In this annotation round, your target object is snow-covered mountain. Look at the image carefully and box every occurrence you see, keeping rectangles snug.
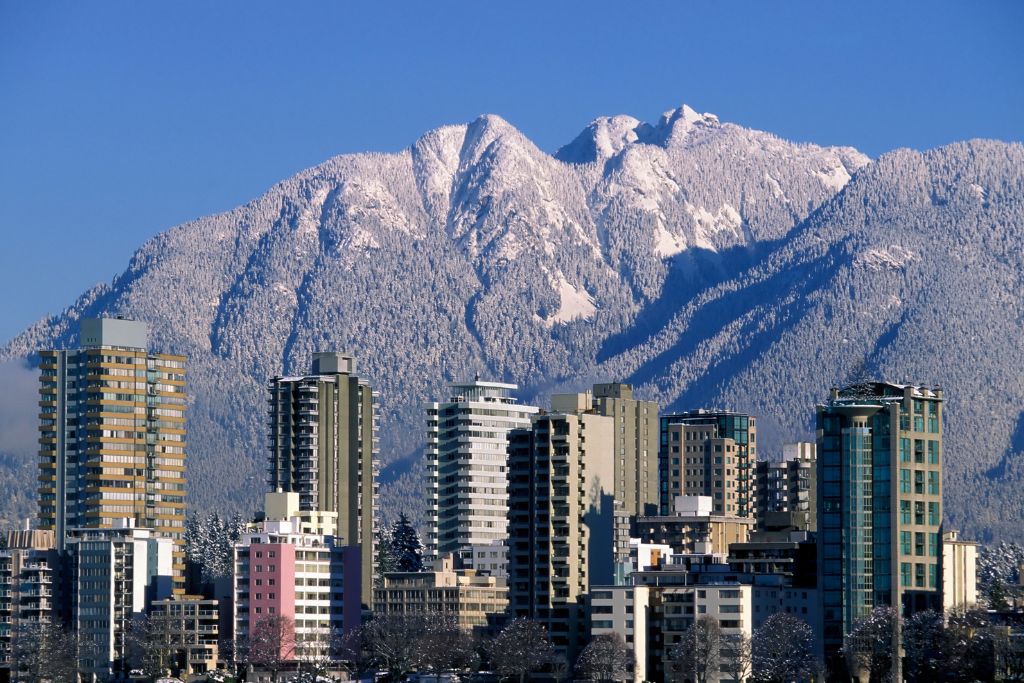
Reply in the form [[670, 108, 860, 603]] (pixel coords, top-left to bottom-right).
[[2, 106, 1022, 541]]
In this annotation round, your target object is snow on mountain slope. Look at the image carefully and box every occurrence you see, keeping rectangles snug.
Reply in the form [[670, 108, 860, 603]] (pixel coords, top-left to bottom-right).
[[4, 107, 1022, 542]]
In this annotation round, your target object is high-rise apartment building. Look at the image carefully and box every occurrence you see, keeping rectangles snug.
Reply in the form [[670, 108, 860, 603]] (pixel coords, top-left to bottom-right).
[[816, 382, 943, 661], [38, 317, 187, 589], [267, 352, 377, 604], [507, 394, 615, 664], [425, 379, 538, 570], [660, 410, 757, 517], [591, 383, 659, 516], [755, 442, 817, 531], [0, 530, 61, 680]]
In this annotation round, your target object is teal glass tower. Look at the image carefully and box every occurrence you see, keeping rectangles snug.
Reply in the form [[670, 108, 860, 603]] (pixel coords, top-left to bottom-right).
[[816, 382, 943, 661]]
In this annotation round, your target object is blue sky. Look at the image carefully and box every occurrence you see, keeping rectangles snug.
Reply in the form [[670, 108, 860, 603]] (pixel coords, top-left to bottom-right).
[[0, 1, 1021, 343]]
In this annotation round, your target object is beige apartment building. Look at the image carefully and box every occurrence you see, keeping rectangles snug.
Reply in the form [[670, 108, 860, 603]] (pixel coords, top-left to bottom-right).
[[661, 411, 757, 518], [592, 383, 660, 516], [38, 317, 187, 591], [148, 595, 221, 676], [373, 554, 509, 635]]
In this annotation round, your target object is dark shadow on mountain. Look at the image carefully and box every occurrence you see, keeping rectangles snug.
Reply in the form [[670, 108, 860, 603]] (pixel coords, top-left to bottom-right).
[[597, 242, 774, 363], [985, 410, 1024, 480], [627, 239, 850, 396]]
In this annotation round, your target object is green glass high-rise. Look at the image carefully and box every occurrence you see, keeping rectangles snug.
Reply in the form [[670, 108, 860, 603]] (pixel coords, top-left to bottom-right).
[[816, 381, 943, 660]]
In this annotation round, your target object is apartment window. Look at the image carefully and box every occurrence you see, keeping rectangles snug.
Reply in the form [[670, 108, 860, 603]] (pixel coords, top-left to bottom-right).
[[899, 438, 911, 463], [928, 533, 939, 557], [928, 441, 939, 464], [929, 564, 938, 588], [927, 403, 939, 433], [928, 502, 940, 526], [901, 563, 912, 587], [900, 501, 911, 525], [899, 470, 911, 494], [900, 531, 911, 555], [914, 440, 924, 463], [928, 471, 939, 495], [915, 502, 925, 525], [914, 533, 925, 556], [915, 564, 926, 587], [914, 470, 924, 495]]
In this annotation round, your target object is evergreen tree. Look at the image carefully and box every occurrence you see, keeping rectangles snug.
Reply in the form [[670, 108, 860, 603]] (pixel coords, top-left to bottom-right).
[[390, 513, 423, 572], [375, 526, 397, 584]]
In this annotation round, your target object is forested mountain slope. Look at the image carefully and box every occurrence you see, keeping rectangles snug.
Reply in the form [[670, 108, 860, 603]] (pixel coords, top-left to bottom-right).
[[1, 107, 1020, 540]]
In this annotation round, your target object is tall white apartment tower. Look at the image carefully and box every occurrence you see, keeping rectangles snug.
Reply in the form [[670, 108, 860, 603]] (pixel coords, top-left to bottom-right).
[[425, 379, 538, 573]]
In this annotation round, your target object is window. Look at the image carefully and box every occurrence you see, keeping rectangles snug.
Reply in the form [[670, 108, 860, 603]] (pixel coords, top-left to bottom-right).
[[928, 533, 939, 557], [915, 470, 924, 495], [901, 563, 912, 587], [899, 438, 911, 463], [900, 531, 911, 555], [914, 440, 924, 463], [928, 441, 939, 464], [900, 501, 911, 525], [914, 533, 924, 556], [915, 564, 926, 587], [928, 564, 938, 588], [899, 470, 911, 494], [915, 502, 925, 525], [928, 471, 939, 495], [928, 502, 940, 526]]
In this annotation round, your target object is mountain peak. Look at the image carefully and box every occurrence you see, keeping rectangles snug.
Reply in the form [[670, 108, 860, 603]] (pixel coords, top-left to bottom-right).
[[555, 104, 721, 163]]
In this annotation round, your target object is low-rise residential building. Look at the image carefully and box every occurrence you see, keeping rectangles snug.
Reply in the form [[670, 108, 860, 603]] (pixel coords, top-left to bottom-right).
[[374, 554, 508, 636], [149, 595, 220, 676], [0, 530, 61, 680], [941, 530, 978, 612], [66, 522, 175, 680], [755, 442, 816, 531], [233, 493, 361, 667], [633, 495, 753, 556]]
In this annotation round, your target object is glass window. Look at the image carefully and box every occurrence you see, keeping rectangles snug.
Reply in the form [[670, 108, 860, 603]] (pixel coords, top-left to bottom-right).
[[901, 563, 912, 587], [915, 502, 926, 525], [929, 564, 938, 588], [900, 531, 911, 555], [914, 440, 924, 463], [928, 441, 939, 464], [915, 563, 926, 587], [928, 533, 939, 557], [900, 500, 911, 525], [899, 438, 911, 463], [900, 469, 911, 494], [928, 471, 939, 495], [928, 502, 940, 526], [915, 533, 925, 556], [915, 470, 924, 494]]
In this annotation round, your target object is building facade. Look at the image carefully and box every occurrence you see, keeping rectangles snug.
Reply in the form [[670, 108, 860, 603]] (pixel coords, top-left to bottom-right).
[[591, 383, 660, 517], [425, 379, 538, 570], [374, 554, 509, 636], [633, 495, 753, 557], [755, 442, 817, 531], [507, 398, 615, 664], [148, 596, 221, 676], [0, 531, 61, 681], [267, 352, 377, 603], [816, 382, 943, 661], [38, 317, 187, 590], [232, 493, 361, 667], [67, 524, 175, 680], [660, 410, 757, 518]]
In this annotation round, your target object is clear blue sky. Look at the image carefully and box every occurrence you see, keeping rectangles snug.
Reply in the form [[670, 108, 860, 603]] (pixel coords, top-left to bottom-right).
[[1, 1, 1021, 343]]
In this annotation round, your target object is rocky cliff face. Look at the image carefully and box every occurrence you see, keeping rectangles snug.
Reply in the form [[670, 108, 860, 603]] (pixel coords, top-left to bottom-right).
[[3, 106, 1021, 541]]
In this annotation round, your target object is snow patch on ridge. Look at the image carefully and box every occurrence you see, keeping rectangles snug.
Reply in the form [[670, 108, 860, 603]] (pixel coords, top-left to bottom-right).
[[535, 274, 598, 327], [814, 165, 853, 192], [855, 245, 919, 271], [684, 202, 744, 251]]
